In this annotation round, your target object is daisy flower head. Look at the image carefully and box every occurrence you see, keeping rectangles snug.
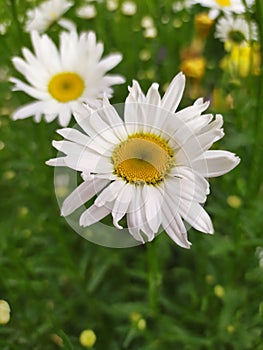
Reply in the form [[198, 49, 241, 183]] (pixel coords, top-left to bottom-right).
[[47, 72, 240, 249], [191, 0, 255, 19], [25, 0, 73, 32], [10, 30, 125, 127], [215, 14, 258, 45]]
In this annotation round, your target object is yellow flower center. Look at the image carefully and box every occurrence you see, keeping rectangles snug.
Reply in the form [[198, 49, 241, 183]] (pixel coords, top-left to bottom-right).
[[215, 0, 231, 6], [112, 133, 174, 185], [48, 72, 85, 102], [50, 11, 58, 20]]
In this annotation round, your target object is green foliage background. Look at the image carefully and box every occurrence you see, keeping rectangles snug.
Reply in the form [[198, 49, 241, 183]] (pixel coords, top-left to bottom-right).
[[0, 0, 263, 349]]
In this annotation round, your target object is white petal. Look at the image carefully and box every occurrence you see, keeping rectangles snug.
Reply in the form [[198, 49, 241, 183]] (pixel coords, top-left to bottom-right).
[[145, 83, 161, 106], [100, 100, 127, 140], [74, 106, 119, 145], [124, 80, 147, 133], [12, 101, 44, 120], [97, 53, 123, 72], [112, 183, 133, 229], [58, 18, 76, 31], [170, 166, 210, 198], [127, 188, 145, 243], [173, 99, 210, 123], [193, 150, 240, 177], [103, 74, 126, 87], [162, 198, 191, 249], [10, 77, 49, 100], [61, 178, 109, 216], [52, 140, 86, 156], [179, 201, 214, 234], [127, 185, 155, 242], [137, 186, 155, 241], [94, 180, 126, 207], [46, 157, 67, 167], [142, 186, 163, 234], [124, 102, 145, 134], [161, 72, 185, 112], [89, 111, 120, 144], [68, 153, 112, 173], [58, 107, 72, 127], [57, 128, 90, 146], [127, 80, 146, 102], [80, 204, 111, 226], [176, 127, 224, 163], [31, 31, 61, 73]]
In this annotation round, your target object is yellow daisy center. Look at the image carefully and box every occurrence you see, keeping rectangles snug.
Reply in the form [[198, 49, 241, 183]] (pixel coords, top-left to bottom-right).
[[215, 0, 231, 6], [50, 11, 58, 20], [48, 72, 85, 102], [112, 133, 174, 185]]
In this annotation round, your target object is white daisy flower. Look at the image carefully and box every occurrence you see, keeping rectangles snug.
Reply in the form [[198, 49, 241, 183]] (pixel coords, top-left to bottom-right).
[[10, 30, 125, 127], [47, 72, 240, 248], [215, 14, 258, 44], [76, 5, 97, 19], [121, 1, 137, 16], [25, 0, 73, 33], [191, 0, 255, 19]]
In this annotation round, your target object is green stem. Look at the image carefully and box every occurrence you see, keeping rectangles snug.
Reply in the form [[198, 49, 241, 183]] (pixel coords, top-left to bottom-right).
[[249, 0, 263, 196], [146, 239, 160, 317], [9, 0, 21, 33]]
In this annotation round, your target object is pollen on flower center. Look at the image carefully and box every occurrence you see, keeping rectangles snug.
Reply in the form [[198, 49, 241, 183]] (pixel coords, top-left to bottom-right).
[[112, 133, 174, 185], [215, 0, 231, 6], [48, 72, 85, 103], [50, 11, 58, 20]]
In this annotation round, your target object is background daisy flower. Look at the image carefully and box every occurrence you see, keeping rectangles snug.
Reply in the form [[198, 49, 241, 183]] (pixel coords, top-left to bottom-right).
[[25, 0, 73, 32], [215, 14, 258, 45], [191, 0, 255, 19], [47, 72, 240, 248], [10, 30, 125, 126]]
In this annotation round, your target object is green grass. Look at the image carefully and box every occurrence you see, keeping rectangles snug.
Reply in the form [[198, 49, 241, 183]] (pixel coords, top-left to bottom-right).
[[1, 0, 263, 349]]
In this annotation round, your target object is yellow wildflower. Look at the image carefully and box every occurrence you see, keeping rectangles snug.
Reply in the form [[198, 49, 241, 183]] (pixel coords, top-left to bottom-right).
[[180, 57, 206, 80], [79, 329, 96, 348], [0, 300, 11, 325], [221, 43, 261, 78]]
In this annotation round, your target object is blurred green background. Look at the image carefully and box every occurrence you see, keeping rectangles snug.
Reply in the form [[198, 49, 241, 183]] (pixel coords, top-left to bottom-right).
[[1, 0, 263, 348]]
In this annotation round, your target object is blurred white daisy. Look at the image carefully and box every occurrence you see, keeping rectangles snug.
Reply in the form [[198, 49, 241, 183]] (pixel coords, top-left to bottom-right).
[[172, 0, 193, 12], [215, 14, 258, 44], [25, 0, 73, 32], [191, 0, 255, 19], [106, 0, 119, 12], [10, 30, 125, 126], [47, 72, 240, 248], [141, 16, 154, 29], [121, 1, 137, 16], [144, 26, 158, 39], [76, 4, 97, 19]]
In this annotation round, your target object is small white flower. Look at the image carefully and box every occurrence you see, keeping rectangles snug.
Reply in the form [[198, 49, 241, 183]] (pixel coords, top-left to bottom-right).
[[47, 72, 240, 248], [141, 16, 154, 29], [215, 14, 258, 44], [190, 0, 255, 19], [25, 0, 73, 32], [121, 1, 137, 16], [144, 26, 158, 39], [172, 0, 193, 12], [76, 4, 97, 19], [106, 0, 119, 11], [0, 21, 10, 35], [10, 30, 125, 126]]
